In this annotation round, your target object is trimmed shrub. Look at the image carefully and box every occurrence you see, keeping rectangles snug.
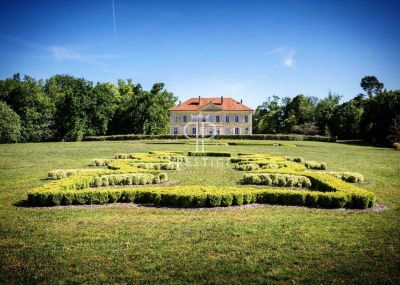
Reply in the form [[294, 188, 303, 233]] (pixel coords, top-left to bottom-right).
[[305, 161, 327, 170], [84, 134, 336, 142], [242, 173, 312, 187], [27, 184, 374, 209], [284, 156, 304, 163], [324, 171, 364, 183], [234, 163, 260, 171], [188, 151, 231, 157], [25, 152, 375, 209], [135, 162, 178, 170], [90, 159, 114, 166], [48, 169, 77, 180]]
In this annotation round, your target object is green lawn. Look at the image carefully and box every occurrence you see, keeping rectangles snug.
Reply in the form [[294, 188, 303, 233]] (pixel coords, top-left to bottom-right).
[[0, 140, 399, 284]]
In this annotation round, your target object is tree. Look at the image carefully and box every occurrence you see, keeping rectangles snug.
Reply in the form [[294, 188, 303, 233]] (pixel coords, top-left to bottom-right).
[[0, 101, 21, 143], [87, 82, 118, 136], [315, 92, 341, 135], [361, 90, 400, 142], [360, 76, 384, 98], [108, 80, 176, 135], [387, 115, 400, 144], [329, 101, 363, 139], [253, 96, 282, 133], [0, 74, 55, 142], [45, 75, 93, 141], [282, 94, 317, 132], [143, 84, 177, 134]]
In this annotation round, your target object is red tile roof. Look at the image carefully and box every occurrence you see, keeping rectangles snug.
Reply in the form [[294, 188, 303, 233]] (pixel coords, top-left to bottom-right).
[[170, 97, 253, 111]]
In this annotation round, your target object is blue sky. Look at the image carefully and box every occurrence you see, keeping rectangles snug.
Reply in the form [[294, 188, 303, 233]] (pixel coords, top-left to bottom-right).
[[0, 0, 399, 108]]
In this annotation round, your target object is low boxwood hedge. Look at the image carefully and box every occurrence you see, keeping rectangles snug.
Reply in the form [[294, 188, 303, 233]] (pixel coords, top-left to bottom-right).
[[188, 151, 231, 157], [324, 171, 364, 183], [27, 184, 373, 209], [83, 134, 336, 142], [92, 173, 167, 187], [135, 162, 178, 170], [284, 156, 304, 163], [248, 168, 374, 209], [48, 169, 77, 180], [305, 161, 327, 170], [242, 173, 312, 187], [48, 169, 101, 180], [234, 163, 260, 171], [25, 151, 375, 209]]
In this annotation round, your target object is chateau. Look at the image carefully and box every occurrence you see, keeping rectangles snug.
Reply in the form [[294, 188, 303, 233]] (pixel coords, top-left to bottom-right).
[[169, 97, 253, 135]]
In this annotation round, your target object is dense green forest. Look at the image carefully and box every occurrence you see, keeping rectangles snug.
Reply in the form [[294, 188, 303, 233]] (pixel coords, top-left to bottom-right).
[[0, 74, 399, 145], [253, 76, 400, 145], [0, 74, 176, 143]]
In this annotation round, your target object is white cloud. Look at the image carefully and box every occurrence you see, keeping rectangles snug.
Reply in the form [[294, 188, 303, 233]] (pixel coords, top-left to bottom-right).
[[0, 33, 124, 65], [50, 46, 85, 61], [283, 51, 295, 67], [267, 47, 296, 68]]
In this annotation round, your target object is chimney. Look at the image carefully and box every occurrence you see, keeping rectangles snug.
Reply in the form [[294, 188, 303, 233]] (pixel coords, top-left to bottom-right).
[[198, 96, 201, 103], [240, 99, 243, 104], [221, 96, 224, 104], [178, 100, 181, 105]]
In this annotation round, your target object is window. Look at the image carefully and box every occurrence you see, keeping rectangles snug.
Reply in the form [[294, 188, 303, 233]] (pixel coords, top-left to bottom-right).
[[202, 115, 206, 122], [225, 128, 230, 135], [235, 115, 239, 123], [173, 116, 178, 123], [192, 127, 197, 135], [183, 115, 187, 123], [244, 127, 249, 134], [209, 115, 213, 122], [173, 127, 178, 135], [225, 115, 230, 123], [244, 115, 249, 123], [216, 115, 220, 123], [192, 116, 196, 122], [216, 128, 220, 134], [208, 129, 213, 135], [235, 128, 240, 135]]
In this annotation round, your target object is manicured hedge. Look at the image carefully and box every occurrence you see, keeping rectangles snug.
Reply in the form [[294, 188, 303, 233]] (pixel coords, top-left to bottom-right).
[[48, 169, 77, 180], [249, 168, 375, 209], [84, 134, 336, 142], [242, 173, 312, 187], [114, 153, 168, 162], [90, 159, 115, 166], [188, 151, 231, 157], [48, 169, 100, 180], [227, 141, 295, 146], [135, 162, 178, 170], [305, 161, 327, 170], [235, 163, 284, 171], [26, 151, 374, 209], [285, 156, 305, 163], [231, 153, 307, 172], [92, 173, 167, 187], [324, 171, 364, 183], [27, 185, 372, 209], [114, 152, 186, 162], [234, 163, 260, 171]]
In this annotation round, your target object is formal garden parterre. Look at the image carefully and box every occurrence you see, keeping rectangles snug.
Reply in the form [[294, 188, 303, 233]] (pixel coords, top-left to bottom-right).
[[26, 151, 375, 209]]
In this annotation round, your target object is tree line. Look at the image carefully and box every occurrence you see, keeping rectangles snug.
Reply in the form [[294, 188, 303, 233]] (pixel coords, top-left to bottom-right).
[[253, 76, 400, 145], [0, 74, 399, 145], [0, 74, 177, 143]]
